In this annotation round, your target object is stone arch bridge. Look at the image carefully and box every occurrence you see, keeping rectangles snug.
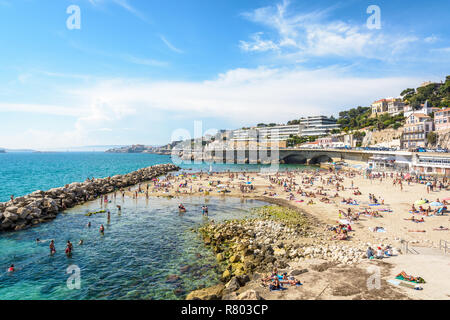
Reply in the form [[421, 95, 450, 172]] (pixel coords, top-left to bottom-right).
[[190, 148, 375, 165]]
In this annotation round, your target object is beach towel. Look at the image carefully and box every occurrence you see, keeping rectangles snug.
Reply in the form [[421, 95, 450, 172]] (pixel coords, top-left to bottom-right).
[[396, 272, 426, 284], [369, 204, 381, 206], [388, 279, 423, 290], [269, 285, 287, 291]]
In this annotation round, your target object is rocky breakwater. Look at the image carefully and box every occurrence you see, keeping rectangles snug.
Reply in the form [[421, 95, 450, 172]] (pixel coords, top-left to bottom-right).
[[186, 205, 313, 300], [186, 205, 403, 300], [0, 163, 179, 232]]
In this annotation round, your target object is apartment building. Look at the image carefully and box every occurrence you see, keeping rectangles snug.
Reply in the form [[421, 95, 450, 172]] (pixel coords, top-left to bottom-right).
[[401, 113, 434, 149], [229, 116, 340, 147], [434, 108, 450, 131], [299, 116, 340, 136], [371, 98, 405, 116], [231, 124, 303, 143]]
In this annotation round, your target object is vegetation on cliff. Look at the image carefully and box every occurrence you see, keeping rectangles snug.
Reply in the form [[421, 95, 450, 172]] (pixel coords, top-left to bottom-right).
[[401, 75, 450, 109]]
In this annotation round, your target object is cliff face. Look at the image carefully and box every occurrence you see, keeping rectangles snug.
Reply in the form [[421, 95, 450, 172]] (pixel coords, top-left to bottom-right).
[[436, 129, 450, 149], [361, 128, 403, 147]]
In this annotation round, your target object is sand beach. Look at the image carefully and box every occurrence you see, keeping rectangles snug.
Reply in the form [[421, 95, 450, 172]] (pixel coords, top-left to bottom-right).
[[127, 167, 450, 300]]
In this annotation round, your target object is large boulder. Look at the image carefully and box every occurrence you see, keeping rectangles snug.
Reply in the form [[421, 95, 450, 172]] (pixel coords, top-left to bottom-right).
[[237, 290, 263, 300], [223, 277, 241, 295], [17, 207, 32, 219], [4, 206, 19, 221], [185, 283, 224, 300]]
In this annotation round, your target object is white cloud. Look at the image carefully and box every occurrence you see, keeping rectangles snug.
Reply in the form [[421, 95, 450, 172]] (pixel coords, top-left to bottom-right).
[[239, 33, 280, 52], [424, 35, 438, 43], [239, 0, 418, 61], [0, 66, 421, 149], [159, 35, 184, 54]]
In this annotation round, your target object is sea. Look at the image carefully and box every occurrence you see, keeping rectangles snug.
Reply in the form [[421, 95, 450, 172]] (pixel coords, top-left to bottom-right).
[[0, 152, 307, 300]]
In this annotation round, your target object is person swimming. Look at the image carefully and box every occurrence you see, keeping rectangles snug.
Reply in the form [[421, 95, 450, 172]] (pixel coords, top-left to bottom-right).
[[78, 239, 84, 245], [8, 264, 15, 272], [99, 224, 105, 233], [65, 241, 73, 256], [49, 240, 56, 255]]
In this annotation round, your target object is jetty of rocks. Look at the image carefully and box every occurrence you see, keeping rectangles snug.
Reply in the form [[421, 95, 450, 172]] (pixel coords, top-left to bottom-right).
[[0, 163, 179, 232]]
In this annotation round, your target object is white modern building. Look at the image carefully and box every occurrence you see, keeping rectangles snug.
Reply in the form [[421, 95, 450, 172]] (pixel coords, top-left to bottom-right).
[[299, 116, 340, 136], [231, 125, 302, 142]]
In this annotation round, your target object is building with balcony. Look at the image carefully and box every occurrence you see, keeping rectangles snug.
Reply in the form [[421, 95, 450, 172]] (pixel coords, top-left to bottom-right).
[[387, 98, 405, 115], [298, 116, 340, 137], [371, 99, 388, 116], [372, 98, 405, 116], [401, 113, 434, 149], [434, 108, 450, 131]]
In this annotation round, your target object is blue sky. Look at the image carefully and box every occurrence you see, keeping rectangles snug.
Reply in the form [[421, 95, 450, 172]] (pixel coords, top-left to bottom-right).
[[0, 0, 449, 149]]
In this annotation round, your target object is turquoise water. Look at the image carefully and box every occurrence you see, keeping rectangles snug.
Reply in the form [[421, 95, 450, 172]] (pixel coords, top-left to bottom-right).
[[0, 195, 265, 300], [0, 152, 308, 300], [0, 152, 308, 202], [0, 152, 172, 203]]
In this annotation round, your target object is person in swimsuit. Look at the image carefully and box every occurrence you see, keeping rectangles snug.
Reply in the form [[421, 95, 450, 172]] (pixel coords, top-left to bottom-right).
[[49, 240, 56, 255], [65, 241, 73, 256], [8, 264, 15, 272], [100, 224, 105, 233]]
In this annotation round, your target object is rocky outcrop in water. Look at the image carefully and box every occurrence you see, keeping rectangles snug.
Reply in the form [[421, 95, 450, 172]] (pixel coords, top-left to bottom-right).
[[0, 163, 179, 232]]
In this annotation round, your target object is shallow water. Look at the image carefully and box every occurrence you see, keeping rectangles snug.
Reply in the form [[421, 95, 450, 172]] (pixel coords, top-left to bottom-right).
[[0, 196, 266, 300]]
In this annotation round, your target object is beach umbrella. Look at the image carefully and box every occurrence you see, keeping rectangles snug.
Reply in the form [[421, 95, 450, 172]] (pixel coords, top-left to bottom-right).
[[404, 174, 411, 179], [430, 202, 443, 206], [443, 197, 450, 201], [415, 200, 426, 205], [247, 182, 252, 185]]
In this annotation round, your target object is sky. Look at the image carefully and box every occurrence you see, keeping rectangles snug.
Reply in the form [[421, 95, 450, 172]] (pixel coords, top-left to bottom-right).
[[0, 0, 449, 150]]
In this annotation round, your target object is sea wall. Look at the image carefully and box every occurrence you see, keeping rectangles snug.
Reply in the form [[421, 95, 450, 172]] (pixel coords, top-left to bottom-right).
[[0, 163, 179, 232]]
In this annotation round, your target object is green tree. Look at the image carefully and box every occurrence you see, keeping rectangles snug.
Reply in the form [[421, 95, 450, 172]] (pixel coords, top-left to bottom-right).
[[427, 132, 437, 146]]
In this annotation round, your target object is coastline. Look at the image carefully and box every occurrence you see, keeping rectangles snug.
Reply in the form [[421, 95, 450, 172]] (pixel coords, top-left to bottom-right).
[[130, 168, 449, 300], [0, 163, 179, 232], [1, 164, 449, 300]]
